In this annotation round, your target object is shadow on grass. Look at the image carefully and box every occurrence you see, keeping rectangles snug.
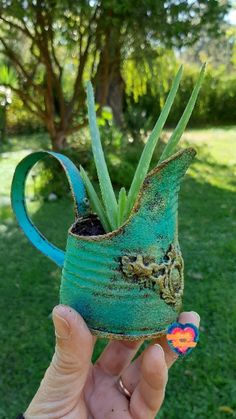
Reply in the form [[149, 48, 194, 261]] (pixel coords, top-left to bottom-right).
[[0, 172, 236, 418], [0, 132, 50, 154]]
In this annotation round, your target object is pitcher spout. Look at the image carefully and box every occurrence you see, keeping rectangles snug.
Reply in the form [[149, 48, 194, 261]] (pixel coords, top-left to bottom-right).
[[131, 147, 197, 221]]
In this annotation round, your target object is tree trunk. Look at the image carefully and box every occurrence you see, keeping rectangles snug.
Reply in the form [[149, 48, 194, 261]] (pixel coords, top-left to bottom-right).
[[107, 69, 125, 127], [45, 109, 68, 151], [50, 131, 68, 151], [0, 104, 6, 147], [95, 27, 125, 127]]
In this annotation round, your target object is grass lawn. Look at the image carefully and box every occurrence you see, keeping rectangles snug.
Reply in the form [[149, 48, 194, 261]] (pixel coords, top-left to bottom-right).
[[0, 128, 236, 418]]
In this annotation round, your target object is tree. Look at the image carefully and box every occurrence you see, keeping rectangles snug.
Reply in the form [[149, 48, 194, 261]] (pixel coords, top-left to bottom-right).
[[94, 0, 230, 126], [0, 0, 101, 150], [0, 0, 230, 148]]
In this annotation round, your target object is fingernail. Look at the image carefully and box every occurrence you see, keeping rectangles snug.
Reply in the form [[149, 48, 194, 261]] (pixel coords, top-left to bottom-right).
[[154, 343, 165, 358], [53, 311, 71, 340], [190, 311, 200, 322], [54, 304, 70, 316]]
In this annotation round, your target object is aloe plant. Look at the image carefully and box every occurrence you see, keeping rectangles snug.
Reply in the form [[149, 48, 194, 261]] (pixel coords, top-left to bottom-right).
[[80, 64, 205, 232]]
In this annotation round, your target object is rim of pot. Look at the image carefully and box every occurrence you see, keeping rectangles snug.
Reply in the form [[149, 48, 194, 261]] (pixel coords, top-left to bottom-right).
[[68, 147, 196, 242]]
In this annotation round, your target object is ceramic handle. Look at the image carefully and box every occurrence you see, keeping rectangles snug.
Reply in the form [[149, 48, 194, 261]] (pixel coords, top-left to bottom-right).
[[11, 151, 87, 267]]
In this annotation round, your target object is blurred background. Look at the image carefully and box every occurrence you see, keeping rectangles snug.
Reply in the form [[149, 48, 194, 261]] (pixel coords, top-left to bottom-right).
[[0, 1, 236, 418]]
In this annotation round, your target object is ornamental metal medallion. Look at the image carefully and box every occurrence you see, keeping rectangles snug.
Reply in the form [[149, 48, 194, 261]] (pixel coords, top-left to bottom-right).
[[120, 244, 184, 310]]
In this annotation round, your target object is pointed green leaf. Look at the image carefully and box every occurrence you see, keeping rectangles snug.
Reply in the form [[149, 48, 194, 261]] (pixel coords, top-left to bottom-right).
[[159, 63, 206, 162], [125, 65, 183, 216], [86, 82, 117, 230], [117, 187, 127, 227], [80, 165, 111, 232]]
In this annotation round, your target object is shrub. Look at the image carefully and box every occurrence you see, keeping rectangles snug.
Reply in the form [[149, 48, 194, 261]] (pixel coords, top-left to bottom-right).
[[124, 65, 236, 130], [6, 95, 44, 135]]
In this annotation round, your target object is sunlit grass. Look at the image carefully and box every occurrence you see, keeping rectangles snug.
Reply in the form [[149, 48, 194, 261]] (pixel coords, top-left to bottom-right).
[[0, 128, 236, 417]]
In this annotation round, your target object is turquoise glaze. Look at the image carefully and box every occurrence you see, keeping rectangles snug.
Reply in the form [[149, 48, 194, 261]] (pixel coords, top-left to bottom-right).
[[11, 151, 88, 267], [11, 148, 196, 340]]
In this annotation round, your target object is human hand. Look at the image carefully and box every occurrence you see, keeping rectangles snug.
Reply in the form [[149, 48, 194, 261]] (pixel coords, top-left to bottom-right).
[[24, 306, 200, 419]]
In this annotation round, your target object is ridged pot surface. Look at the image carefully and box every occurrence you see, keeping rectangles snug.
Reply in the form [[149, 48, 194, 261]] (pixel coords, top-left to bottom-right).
[[60, 148, 196, 339]]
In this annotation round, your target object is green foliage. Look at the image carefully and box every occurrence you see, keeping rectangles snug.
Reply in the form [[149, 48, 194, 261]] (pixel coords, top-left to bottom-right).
[[0, 1, 100, 146], [125, 66, 183, 216], [83, 67, 204, 232], [79, 165, 110, 232], [0, 0, 230, 146], [117, 187, 127, 226], [159, 64, 206, 161], [85, 82, 118, 230], [107, 159, 136, 190], [123, 48, 179, 105], [9, 58, 236, 138], [7, 95, 44, 135], [33, 159, 70, 200], [125, 63, 236, 131], [0, 63, 16, 86]]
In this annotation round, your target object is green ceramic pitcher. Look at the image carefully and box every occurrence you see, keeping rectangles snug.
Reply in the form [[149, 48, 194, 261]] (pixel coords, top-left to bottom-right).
[[11, 147, 196, 340]]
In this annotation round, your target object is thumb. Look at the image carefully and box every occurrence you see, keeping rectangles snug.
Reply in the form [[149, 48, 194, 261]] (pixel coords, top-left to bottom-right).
[[52, 304, 94, 374], [25, 305, 94, 418]]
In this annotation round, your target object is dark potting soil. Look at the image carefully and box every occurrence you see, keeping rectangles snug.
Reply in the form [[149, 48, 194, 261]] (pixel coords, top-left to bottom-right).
[[71, 214, 105, 236]]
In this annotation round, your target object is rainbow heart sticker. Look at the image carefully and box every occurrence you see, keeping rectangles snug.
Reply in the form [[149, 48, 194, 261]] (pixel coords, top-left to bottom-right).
[[166, 322, 199, 356]]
